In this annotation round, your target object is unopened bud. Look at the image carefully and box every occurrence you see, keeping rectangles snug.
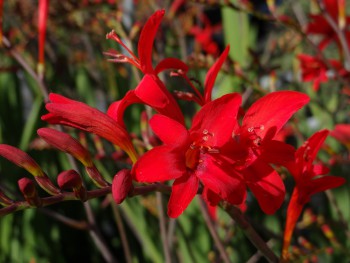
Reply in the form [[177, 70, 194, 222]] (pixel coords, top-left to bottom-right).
[[18, 178, 42, 207], [0, 144, 60, 195], [112, 169, 133, 204], [38, 128, 93, 167], [57, 170, 87, 201]]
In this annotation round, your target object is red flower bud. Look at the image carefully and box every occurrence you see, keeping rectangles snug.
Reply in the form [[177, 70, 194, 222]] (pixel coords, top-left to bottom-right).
[[38, 128, 93, 167], [57, 170, 87, 201], [38, 0, 48, 76], [112, 169, 133, 204], [0, 144, 60, 195], [18, 178, 42, 207]]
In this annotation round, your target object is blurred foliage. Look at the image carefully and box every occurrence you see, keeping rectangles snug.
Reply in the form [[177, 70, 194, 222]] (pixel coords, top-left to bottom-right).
[[0, 0, 350, 262]]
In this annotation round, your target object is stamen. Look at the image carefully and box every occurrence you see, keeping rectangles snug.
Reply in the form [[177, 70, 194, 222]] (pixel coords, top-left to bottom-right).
[[106, 30, 140, 66]]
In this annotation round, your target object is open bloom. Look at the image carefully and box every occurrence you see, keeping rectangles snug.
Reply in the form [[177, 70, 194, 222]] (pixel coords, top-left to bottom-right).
[[230, 91, 310, 168], [105, 10, 187, 125], [133, 93, 244, 218], [42, 93, 138, 163], [210, 91, 310, 214], [298, 54, 348, 91], [306, 0, 350, 50], [282, 130, 346, 260]]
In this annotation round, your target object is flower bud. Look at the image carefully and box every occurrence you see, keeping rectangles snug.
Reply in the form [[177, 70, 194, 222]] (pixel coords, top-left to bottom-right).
[[57, 170, 87, 201], [38, 128, 93, 167], [112, 169, 133, 204], [18, 178, 42, 207], [0, 144, 60, 195]]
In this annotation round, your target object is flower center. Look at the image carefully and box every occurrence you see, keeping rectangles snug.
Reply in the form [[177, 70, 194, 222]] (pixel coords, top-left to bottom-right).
[[185, 129, 219, 170]]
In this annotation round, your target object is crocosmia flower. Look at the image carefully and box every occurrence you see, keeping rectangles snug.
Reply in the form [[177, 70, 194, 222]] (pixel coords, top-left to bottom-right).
[[282, 130, 346, 260], [105, 10, 187, 125], [212, 91, 310, 214], [133, 93, 244, 218], [298, 54, 348, 91]]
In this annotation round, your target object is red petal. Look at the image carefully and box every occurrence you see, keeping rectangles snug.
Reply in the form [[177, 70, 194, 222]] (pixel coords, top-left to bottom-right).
[[42, 94, 137, 163], [190, 93, 242, 147], [168, 174, 199, 218], [150, 114, 190, 147], [244, 161, 285, 214], [134, 75, 184, 124], [202, 187, 221, 206], [134, 75, 169, 108], [49, 93, 73, 104], [260, 140, 296, 166], [107, 90, 140, 126], [154, 57, 188, 74], [196, 154, 246, 205], [138, 10, 165, 73], [296, 130, 329, 167], [133, 146, 186, 182], [282, 190, 304, 260], [300, 176, 346, 202], [242, 91, 309, 141], [204, 46, 230, 103], [312, 164, 330, 176]]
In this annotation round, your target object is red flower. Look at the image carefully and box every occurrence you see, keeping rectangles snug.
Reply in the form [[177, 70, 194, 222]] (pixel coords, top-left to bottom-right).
[[189, 13, 222, 55], [41, 93, 138, 163], [133, 93, 244, 218], [211, 91, 310, 214], [105, 10, 187, 125], [298, 54, 347, 91], [282, 130, 346, 260], [306, 0, 350, 50], [330, 124, 350, 148], [231, 91, 309, 168]]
